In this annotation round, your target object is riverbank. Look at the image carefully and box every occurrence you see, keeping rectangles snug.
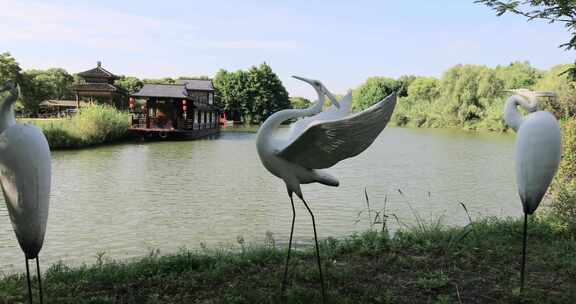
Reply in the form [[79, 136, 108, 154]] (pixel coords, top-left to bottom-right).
[[0, 216, 574, 303]]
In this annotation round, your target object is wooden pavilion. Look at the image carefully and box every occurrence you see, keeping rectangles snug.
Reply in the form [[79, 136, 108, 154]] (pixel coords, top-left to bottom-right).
[[73, 62, 128, 109], [129, 79, 220, 139]]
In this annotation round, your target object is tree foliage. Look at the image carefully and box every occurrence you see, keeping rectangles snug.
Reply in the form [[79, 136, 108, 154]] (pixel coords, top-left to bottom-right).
[[391, 61, 552, 131], [213, 69, 251, 122], [494, 61, 542, 89], [115, 76, 144, 94], [534, 63, 576, 118], [17, 69, 74, 115], [407, 77, 440, 103], [290, 97, 311, 109], [476, 0, 576, 78], [142, 77, 176, 85], [352, 77, 399, 111], [0, 52, 21, 84], [213, 63, 289, 123]]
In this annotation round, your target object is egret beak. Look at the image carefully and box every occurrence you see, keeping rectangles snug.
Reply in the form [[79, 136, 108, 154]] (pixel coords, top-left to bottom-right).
[[292, 75, 312, 84]]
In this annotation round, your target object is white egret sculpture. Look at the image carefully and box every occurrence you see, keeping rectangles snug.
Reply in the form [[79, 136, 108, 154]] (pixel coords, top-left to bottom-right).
[[256, 76, 396, 302], [504, 90, 561, 292], [0, 81, 51, 304]]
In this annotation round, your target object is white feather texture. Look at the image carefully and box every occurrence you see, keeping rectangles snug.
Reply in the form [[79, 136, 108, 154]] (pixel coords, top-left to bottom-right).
[[0, 84, 51, 259], [504, 94, 561, 214]]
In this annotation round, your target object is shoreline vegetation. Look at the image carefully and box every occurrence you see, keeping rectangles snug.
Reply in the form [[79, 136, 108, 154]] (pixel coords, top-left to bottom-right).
[[0, 216, 574, 303], [20, 105, 130, 150]]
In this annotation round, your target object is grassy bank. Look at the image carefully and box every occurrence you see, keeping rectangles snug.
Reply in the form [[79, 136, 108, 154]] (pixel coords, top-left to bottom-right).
[[0, 217, 574, 303], [21, 105, 130, 149]]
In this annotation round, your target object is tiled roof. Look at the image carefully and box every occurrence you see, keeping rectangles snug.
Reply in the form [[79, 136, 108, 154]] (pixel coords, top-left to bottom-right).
[[77, 63, 117, 79], [176, 79, 214, 91], [73, 83, 120, 92], [132, 84, 189, 99]]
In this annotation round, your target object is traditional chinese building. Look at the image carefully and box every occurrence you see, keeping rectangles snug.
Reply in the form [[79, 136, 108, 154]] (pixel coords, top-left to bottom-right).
[[129, 79, 220, 139], [73, 62, 127, 109]]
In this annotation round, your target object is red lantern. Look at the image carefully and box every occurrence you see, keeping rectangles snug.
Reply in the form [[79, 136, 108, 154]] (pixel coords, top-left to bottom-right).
[[129, 97, 135, 109]]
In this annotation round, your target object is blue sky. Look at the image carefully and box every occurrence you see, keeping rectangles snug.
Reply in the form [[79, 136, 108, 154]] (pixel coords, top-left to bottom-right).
[[0, 0, 573, 99]]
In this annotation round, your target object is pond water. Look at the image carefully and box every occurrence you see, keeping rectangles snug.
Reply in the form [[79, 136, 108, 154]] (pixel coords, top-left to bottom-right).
[[0, 127, 521, 274]]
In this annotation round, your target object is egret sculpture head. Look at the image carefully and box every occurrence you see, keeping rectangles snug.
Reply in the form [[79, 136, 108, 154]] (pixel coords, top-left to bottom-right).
[[0, 81, 18, 133], [292, 75, 340, 108], [0, 80, 18, 105]]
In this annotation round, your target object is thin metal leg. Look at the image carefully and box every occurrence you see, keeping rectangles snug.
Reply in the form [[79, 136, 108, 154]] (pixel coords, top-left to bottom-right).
[[281, 194, 297, 297], [299, 195, 326, 304], [520, 213, 528, 293], [36, 257, 44, 304], [25, 257, 33, 304]]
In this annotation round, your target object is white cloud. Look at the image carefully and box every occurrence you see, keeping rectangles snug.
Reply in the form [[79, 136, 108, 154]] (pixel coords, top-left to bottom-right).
[[0, 0, 300, 53]]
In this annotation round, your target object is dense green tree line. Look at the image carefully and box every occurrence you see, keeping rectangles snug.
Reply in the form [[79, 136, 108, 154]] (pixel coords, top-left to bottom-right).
[[213, 63, 290, 123], [0, 53, 76, 115], [351, 61, 575, 131], [2, 51, 573, 130]]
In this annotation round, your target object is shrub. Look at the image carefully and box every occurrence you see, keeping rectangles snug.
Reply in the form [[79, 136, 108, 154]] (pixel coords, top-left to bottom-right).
[[548, 117, 576, 226], [26, 104, 130, 149]]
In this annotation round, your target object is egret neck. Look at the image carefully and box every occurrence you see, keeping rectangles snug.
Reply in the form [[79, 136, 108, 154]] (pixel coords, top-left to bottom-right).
[[504, 95, 538, 132], [0, 86, 17, 133], [256, 92, 326, 150]]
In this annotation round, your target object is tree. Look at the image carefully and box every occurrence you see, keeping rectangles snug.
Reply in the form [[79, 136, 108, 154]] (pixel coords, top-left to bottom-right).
[[397, 75, 417, 97], [142, 77, 176, 84], [0, 52, 21, 84], [246, 63, 290, 123], [290, 97, 311, 109], [213, 69, 251, 122], [476, 0, 576, 78], [352, 77, 399, 111], [494, 61, 542, 89], [19, 70, 54, 115], [534, 63, 576, 118], [407, 77, 440, 102], [115, 76, 143, 94], [439, 64, 504, 125], [38, 68, 74, 99]]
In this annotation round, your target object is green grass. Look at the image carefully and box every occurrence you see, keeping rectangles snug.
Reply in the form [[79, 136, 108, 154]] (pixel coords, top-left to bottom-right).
[[0, 216, 574, 303], [19, 105, 130, 149], [220, 124, 259, 133]]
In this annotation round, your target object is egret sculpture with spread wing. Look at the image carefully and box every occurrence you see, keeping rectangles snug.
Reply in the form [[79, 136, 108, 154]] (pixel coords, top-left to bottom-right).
[[0, 81, 51, 304], [503, 90, 561, 292], [256, 76, 396, 302]]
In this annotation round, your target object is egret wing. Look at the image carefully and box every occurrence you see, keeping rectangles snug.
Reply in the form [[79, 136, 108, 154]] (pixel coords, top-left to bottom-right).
[[287, 92, 353, 142], [278, 93, 396, 169], [0, 124, 51, 258]]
